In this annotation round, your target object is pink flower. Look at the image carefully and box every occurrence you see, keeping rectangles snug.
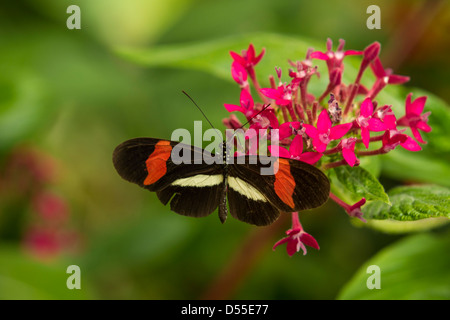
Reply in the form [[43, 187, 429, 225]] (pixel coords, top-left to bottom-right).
[[231, 61, 248, 86], [382, 129, 421, 152], [373, 105, 397, 130], [355, 98, 386, 148], [278, 121, 303, 140], [303, 110, 353, 152], [330, 194, 367, 222], [345, 198, 367, 222], [260, 83, 293, 106], [224, 89, 255, 119], [248, 107, 279, 131], [23, 227, 61, 259], [269, 135, 323, 165], [368, 57, 410, 98], [311, 38, 362, 76], [273, 212, 319, 256], [340, 137, 358, 167], [397, 93, 431, 144], [32, 191, 69, 222], [230, 44, 265, 79]]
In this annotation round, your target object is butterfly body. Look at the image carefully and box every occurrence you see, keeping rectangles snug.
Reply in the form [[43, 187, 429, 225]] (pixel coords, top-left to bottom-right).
[[113, 137, 330, 226]]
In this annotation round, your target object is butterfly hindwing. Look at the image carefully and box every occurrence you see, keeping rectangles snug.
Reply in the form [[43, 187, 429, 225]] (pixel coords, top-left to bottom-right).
[[227, 156, 330, 215], [156, 172, 225, 218]]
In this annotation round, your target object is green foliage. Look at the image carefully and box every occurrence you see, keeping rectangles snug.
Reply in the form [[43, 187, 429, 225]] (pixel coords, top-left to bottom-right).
[[330, 166, 390, 204], [0, 246, 91, 299], [363, 185, 450, 220], [338, 232, 450, 299]]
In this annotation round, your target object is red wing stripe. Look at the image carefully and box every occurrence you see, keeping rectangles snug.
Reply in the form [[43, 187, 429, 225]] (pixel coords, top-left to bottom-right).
[[274, 158, 296, 209], [143, 140, 172, 185]]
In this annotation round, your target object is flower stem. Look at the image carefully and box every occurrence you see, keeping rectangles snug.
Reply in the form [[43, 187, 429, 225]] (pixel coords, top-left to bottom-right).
[[249, 68, 270, 104], [357, 147, 387, 156], [323, 144, 340, 155], [287, 102, 298, 122], [322, 158, 347, 169], [328, 192, 349, 210]]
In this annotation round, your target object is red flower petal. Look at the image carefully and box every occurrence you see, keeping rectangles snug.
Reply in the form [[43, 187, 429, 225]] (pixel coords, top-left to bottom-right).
[[289, 135, 303, 157], [231, 61, 247, 84], [299, 152, 323, 165], [303, 124, 318, 138], [407, 95, 427, 115], [410, 126, 426, 144], [230, 51, 247, 66], [224, 103, 245, 113], [416, 120, 431, 132], [268, 145, 290, 158], [342, 147, 357, 167], [317, 110, 331, 133], [260, 88, 279, 99], [299, 232, 320, 250], [361, 127, 370, 148], [401, 135, 422, 151], [360, 98, 374, 117], [239, 89, 254, 110], [329, 122, 352, 140], [368, 118, 387, 132], [313, 139, 327, 153], [388, 74, 410, 84], [310, 51, 329, 60]]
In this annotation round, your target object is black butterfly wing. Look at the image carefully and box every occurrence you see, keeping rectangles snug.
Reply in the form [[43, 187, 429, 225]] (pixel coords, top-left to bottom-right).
[[113, 138, 225, 218], [227, 156, 330, 225]]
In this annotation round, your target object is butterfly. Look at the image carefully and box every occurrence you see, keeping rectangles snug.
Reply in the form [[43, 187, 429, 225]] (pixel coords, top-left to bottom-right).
[[113, 137, 330, 226]]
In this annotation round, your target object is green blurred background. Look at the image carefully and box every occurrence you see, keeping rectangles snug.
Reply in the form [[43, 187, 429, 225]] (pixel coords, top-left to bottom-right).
[[0, 0, 449, 299]]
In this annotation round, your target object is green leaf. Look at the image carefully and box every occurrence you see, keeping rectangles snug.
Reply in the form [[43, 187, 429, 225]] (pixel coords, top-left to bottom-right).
[[337, 232, 450, 300], [363, 185, 450, 221], [0, 246, 92, 299], [0, 72, 50, 152], [381, 149, 450, 187], [361, 218, 450, 234], [376, 88, 450, 186], [330, 166, 390, 204], [116, 33, 325, 92]]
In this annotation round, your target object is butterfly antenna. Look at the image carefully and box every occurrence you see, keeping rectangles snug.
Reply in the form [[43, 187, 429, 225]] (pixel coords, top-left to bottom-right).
[[238, 103, 272, 130], [224, 103, 272, 148], [182, 90, 218, 132]]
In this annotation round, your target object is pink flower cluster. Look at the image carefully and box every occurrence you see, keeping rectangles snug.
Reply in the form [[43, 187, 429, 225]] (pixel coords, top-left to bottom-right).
[[223, 40, 431, 256], [0, 147, 80, 260]]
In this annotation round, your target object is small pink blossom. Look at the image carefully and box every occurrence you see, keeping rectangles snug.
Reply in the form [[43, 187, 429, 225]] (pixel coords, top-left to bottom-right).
[[311, 38, 362, 81], [230, 44, 265, 79], [346, 198, 367, 222], [340, 138, 358, 167], [373, 105, 397, 130], [32, 191, 68, 222], [368, 57, 410, 98], [249, 107, 279, 131], [397, 93, 431, 144], [231, 61, 248, 86], [355, 98, 386, 148], [224, 89, 255, 119], [273, 212, 319, 256], [382, 129, 421, 152], [269, 135, 323, 165], [303, 110, 353, 152], [260, 83, 293, 106]]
